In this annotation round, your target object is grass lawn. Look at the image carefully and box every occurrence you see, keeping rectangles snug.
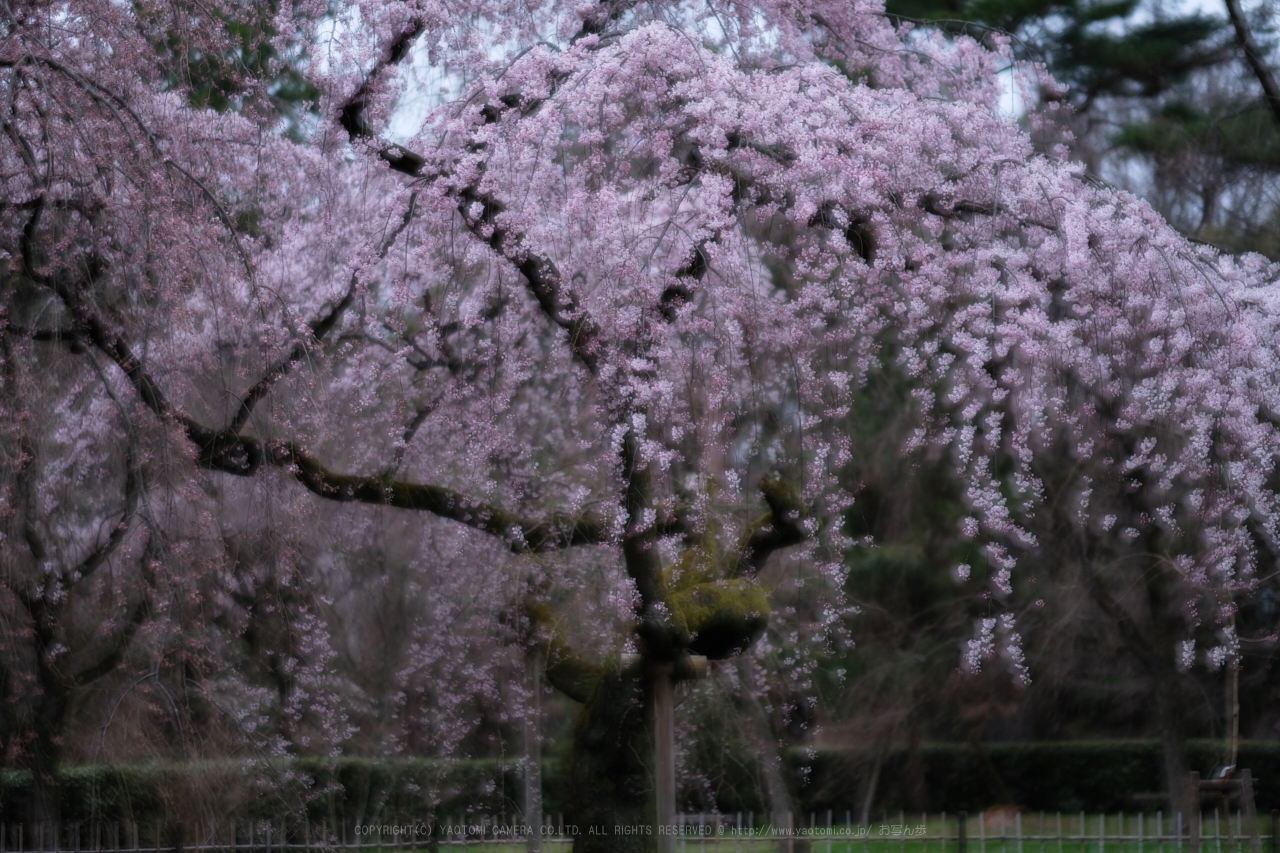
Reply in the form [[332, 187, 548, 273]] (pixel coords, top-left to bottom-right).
[[363, 813, 1274, 852]]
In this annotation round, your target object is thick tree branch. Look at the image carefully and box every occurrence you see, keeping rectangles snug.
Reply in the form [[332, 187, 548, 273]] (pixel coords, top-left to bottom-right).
[[919, 193, 1005, 219], [369, 1, 637, 170], [1224, 0, 1280, 128], [732, 474, 810, 576], [576, 0, 641, 38], [458, 186, 603, 374], [263, 439, 604, 551], [9, 324, 88, 352], [32, 286, 606, 554], [619, 429, 690, 659], [181, 425, 607, 552], [335, 0, 639, 165], [338, 19, 427, 140]]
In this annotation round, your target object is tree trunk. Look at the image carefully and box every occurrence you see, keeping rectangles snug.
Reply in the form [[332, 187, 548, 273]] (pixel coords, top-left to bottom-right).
[[25, 677, 70, 827], [1154, 669, 1192, 817], [568, 666, 659, 853]]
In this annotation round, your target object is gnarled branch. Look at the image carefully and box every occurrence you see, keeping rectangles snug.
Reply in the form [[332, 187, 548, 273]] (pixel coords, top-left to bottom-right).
[[732, 473, 810, 576]]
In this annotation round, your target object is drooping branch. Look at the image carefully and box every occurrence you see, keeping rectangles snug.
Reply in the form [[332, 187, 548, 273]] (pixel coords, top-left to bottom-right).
[[1083, 564, 1165, 671], [72, 534, 160, 688], [12, 446, 145, 689], [1224, 0, 1280, 128], [4, 55, 163, 158], [226, 191, 419, 433]]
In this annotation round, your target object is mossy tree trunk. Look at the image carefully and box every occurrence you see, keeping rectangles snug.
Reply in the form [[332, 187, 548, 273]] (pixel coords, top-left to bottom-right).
[[529, 466, 808, 853], [567, 665, 658, 853]]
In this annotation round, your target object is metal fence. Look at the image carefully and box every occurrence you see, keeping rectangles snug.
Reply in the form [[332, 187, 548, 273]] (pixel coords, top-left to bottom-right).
[[2, 812, 1278, 852]]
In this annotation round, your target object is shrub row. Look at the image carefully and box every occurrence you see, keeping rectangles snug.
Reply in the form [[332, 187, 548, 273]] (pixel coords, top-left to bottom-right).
[[3, 741, 1277, 825], [0, 757, 548, 826], [799, 740, 1280, 814]]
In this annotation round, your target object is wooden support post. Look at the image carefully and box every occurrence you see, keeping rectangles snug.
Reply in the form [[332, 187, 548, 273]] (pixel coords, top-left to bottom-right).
[[959, 812, 967, 853], [1243, 770, 1261, 853]]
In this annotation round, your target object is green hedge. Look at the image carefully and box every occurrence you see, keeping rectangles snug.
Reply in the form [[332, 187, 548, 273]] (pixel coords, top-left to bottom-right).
[[0, 757, 535, 826], [4, 741, 1279, 824], [799, 740, 1280, 814]]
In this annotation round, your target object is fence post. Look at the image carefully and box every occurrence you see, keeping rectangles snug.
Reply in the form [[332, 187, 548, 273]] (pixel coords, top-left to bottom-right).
[[1271, 812, 1277, 853], [960, 812, 968, 853], [1191, 773, 1202, 853]]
